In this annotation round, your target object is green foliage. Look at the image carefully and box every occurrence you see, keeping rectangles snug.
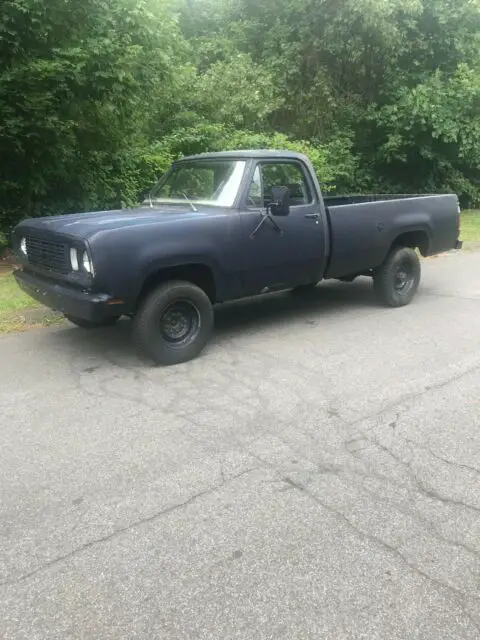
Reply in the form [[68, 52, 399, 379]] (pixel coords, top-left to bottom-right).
[[179, 0, 480, 200], [151, 124, 358, 192], [359, 62, 479, 205], [1, 0, 480, 236], [0, 0, 186, 230]]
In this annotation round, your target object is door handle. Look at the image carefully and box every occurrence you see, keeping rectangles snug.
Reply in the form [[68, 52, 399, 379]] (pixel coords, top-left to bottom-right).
[[305, 213, 320, 219]]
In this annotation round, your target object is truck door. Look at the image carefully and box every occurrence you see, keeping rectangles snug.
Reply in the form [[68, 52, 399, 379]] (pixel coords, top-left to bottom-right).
[[240, 159, 328, 295]]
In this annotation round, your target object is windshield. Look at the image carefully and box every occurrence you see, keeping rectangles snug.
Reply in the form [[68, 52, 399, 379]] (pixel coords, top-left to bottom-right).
[[146, 159, 247, 208]]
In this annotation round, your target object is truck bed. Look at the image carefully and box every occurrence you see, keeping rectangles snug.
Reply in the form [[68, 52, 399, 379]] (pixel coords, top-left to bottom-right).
[[323, 194, 432, 207], [324, 194, 459, 280]]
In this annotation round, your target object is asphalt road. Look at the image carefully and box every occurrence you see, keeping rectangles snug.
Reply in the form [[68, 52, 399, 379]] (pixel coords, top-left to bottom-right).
[[1, 251, 480, 640]]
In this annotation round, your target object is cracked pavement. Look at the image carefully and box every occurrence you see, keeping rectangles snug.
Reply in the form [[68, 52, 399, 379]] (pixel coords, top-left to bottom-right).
[[1, 250, 479, 639]]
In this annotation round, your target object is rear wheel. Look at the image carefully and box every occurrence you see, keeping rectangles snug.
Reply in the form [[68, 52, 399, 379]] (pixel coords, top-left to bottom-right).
[[373, 247, 420, 307], [133, 280, 214, 366], [65, 315, 119, 329]]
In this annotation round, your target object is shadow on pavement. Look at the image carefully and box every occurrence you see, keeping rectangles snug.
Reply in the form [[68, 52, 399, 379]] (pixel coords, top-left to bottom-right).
[[214, 278, 376, 340], [41, 278, 378, 365]]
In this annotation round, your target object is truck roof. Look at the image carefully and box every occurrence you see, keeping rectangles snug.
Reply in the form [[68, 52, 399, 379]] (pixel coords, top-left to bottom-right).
[[179, 150, 308, 162]]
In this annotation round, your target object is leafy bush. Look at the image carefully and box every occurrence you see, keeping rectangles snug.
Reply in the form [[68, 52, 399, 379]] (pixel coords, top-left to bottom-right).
[[1, 0, 479, 234]]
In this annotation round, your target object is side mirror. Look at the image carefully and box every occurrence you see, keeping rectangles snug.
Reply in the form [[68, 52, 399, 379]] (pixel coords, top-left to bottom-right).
[[269, 186, 290, 216]]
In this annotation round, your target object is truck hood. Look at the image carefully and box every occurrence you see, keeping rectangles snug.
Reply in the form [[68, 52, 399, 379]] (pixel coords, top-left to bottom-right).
[[18, 206, 215, 239]]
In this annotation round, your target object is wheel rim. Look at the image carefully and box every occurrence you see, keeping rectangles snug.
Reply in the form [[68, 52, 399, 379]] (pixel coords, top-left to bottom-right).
[[394, 260, 414, 293], [159, 300, 201, 347]]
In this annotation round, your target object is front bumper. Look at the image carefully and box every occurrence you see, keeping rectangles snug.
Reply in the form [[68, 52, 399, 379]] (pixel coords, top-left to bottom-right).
[[14, 269, 124, 321]]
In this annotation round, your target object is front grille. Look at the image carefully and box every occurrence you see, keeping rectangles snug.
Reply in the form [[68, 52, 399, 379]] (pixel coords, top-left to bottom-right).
[[25, 236, 70, 274]]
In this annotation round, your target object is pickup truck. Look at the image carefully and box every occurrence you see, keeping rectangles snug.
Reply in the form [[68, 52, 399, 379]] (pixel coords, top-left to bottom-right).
[[13, 150, 462, 365]]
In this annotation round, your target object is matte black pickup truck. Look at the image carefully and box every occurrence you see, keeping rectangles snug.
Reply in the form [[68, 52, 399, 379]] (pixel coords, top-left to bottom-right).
[[13, 150, 462, 365]]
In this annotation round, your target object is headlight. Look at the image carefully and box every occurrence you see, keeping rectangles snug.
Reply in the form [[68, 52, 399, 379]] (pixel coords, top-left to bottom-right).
[[82, 251, 93, 275], [70, 248, 79, 271], [20, 237, 27, 255]]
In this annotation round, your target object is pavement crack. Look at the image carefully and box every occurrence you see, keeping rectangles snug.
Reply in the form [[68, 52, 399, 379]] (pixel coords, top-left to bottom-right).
[[348, 359, 480, 434], [404, 437, 480, 477], [348, 473, 480, 559], [281, 476, 480, 633], [1, 467, 259, 587], [369, 436, 480, 515]]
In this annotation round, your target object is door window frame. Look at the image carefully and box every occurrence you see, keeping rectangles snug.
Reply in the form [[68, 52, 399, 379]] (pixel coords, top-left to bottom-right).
[[242, 159, 317, 211]]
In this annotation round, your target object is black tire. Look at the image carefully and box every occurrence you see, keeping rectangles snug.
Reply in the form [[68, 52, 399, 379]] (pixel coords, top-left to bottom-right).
[[133, 280, 214, 366], [373, 247, 421, 307], [65, 315, 119, 329]]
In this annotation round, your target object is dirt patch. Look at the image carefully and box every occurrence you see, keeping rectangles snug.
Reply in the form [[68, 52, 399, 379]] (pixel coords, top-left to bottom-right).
[[19, 308, 62, 324], [0, 248, 19, 274], [1, 247, 16, 264], [0, 307, 65, 334]]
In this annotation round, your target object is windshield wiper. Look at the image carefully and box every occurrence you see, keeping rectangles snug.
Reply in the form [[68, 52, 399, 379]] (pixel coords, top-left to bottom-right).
[[182, 193, 197, 212]]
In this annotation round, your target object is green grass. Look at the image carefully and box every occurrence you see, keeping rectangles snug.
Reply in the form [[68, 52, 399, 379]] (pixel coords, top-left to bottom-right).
[[460, 210, 480, 246], [0, 271, 63, 333], [0, 271, 39, 313]]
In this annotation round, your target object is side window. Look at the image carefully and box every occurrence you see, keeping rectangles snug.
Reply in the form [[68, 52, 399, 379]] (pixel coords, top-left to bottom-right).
[[247, 166, 263, 207], [247, 162, 312, 208]]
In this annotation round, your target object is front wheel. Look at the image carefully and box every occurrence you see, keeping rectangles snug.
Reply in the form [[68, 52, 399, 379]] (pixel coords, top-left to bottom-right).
[[65, 315, 119, 329], [133, 280, 214, 366], [373, 247, 421, 307]]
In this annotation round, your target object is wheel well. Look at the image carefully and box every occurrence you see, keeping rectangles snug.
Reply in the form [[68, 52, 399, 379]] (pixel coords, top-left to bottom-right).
[[138, 264, 216, 305], [392, 230, 430, 256]]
